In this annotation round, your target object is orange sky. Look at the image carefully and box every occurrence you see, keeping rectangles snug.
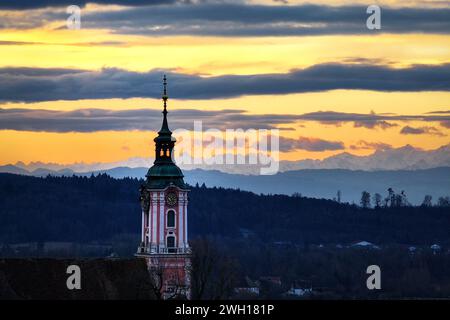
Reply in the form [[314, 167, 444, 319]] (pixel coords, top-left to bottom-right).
[[0, 2, 449, 166]]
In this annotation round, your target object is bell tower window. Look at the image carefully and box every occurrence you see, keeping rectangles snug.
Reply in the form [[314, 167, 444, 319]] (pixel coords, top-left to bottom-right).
[[167, 235, 175, 253], [167, 210, 175, 228]]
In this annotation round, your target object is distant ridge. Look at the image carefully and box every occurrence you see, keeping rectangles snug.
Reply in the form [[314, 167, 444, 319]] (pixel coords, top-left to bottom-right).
[[0, 165, 449, 205], [1, 144, 449, 204], [6, 143, 450, 175], [279, 144, 450, 172]]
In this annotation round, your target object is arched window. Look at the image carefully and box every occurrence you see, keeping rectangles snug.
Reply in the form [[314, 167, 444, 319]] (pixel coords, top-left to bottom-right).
[[167, 210, 175, 228], [167, 235, 175, 253]]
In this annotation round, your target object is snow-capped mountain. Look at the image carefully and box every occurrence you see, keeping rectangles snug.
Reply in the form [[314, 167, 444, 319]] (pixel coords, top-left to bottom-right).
[[3, 144, 450, 175], [280, 144, 450, 172]]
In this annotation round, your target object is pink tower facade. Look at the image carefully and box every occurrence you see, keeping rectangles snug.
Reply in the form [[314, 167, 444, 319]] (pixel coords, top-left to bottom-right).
[[136, 76, 191, 299]]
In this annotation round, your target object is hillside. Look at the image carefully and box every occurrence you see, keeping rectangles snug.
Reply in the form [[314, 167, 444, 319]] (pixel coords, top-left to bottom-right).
[[1, 165, 449, 204], [0, 173, 449, 250]]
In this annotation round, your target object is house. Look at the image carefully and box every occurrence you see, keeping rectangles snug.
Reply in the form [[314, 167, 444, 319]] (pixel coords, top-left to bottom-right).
[[351, 241, 380, 249], [285, 280, 313, 297], [431, 244, 441, 254], [234, 287, 260, 296], [286, 287, 313, 297], [233, 276, 261, 297]]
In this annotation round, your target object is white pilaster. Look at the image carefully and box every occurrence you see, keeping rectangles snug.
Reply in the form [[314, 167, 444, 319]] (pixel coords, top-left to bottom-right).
[[152, 192, 157, 245], [179, 194, 183, 248], [184, 193, 188, 245], [159, 192, 165, 248], [141, 210, 144, 243]]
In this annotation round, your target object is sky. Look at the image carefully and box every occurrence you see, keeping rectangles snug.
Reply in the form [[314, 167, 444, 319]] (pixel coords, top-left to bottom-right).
[[0, 0, 449, 166]]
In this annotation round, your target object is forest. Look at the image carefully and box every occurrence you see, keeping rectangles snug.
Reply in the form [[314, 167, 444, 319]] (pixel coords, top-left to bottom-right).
[[0, 173, 449, 246], [1, 173, 450, 299]]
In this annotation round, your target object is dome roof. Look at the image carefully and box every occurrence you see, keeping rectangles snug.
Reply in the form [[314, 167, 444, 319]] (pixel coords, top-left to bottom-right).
[[146, 163, 183, 178], [145, 163, 186, 189]]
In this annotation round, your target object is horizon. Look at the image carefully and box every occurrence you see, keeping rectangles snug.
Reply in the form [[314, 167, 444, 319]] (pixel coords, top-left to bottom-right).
[[1, 1, 449, 168], [2, 142, 449, 172]]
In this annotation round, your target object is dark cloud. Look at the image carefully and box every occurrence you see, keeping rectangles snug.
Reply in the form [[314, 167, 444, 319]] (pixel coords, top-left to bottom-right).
[[353, 120, 398, 129], [0, 0, 181, 10], [1, 3, 449, 36], [298, 111, 450, 129], [0, 41, 42, 45], [1, 107, 449, 133], [78, 4, 450, 36], [400, 125, 445, 136], [426, 110, 450, 114], [0, 67, 85, 77], [1, 63, 450, 103], [349, 140, 392, 151], [300, 111, 450, 127], [0, 108, 290, 132], [280, 136, 345, 152], [0, 40, 127, 46]]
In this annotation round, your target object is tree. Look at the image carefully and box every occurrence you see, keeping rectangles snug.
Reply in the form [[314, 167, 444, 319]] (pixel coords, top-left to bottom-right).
[[384, 188, 409, 207], [421, 195, 433, 207], [337, 190, 342, 203], [190, 237, 238, 300], [360, 191, 371, 208], [437, 196, 450, 207], [373, 193, 382, 208], [399, 190, 410, 207], [385, 188, 395, 207]]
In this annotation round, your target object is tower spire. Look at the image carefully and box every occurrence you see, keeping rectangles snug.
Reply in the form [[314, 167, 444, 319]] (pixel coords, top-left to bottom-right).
[[163, 74, 168, 110], [159, 74, 171, 134]]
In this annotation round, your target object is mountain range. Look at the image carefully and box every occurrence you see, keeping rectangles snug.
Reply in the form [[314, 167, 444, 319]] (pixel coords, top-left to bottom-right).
[[5, 144, 450, 175], [1, 144, 449, 204], [280, 144, 450, 172], [0, 166, 449, 205]]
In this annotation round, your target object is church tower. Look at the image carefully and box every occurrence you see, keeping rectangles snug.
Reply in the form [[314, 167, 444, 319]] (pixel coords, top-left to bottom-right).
[[136, 75, 191, 299]]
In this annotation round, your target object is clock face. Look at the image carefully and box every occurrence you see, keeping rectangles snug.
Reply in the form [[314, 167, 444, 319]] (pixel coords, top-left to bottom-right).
[[166, 192, 178, 206]]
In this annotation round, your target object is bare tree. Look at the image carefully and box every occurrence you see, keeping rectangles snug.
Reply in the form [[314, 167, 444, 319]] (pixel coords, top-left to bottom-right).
[[437, 196, 450, 207], [384, 188, 410, 208], [421, 195, 433, 207], [190, 237, 238, 300], [385, 188, 395, 207], [148, 260, 164, 300], [360, 191, 371, 208], [373, 193, 382, 208], [399, 190, 410, 207]]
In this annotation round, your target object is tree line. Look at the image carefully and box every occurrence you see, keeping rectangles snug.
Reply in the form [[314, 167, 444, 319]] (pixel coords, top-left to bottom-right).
[[357, 188, 450, 209], [0, 173, 449, 247]]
